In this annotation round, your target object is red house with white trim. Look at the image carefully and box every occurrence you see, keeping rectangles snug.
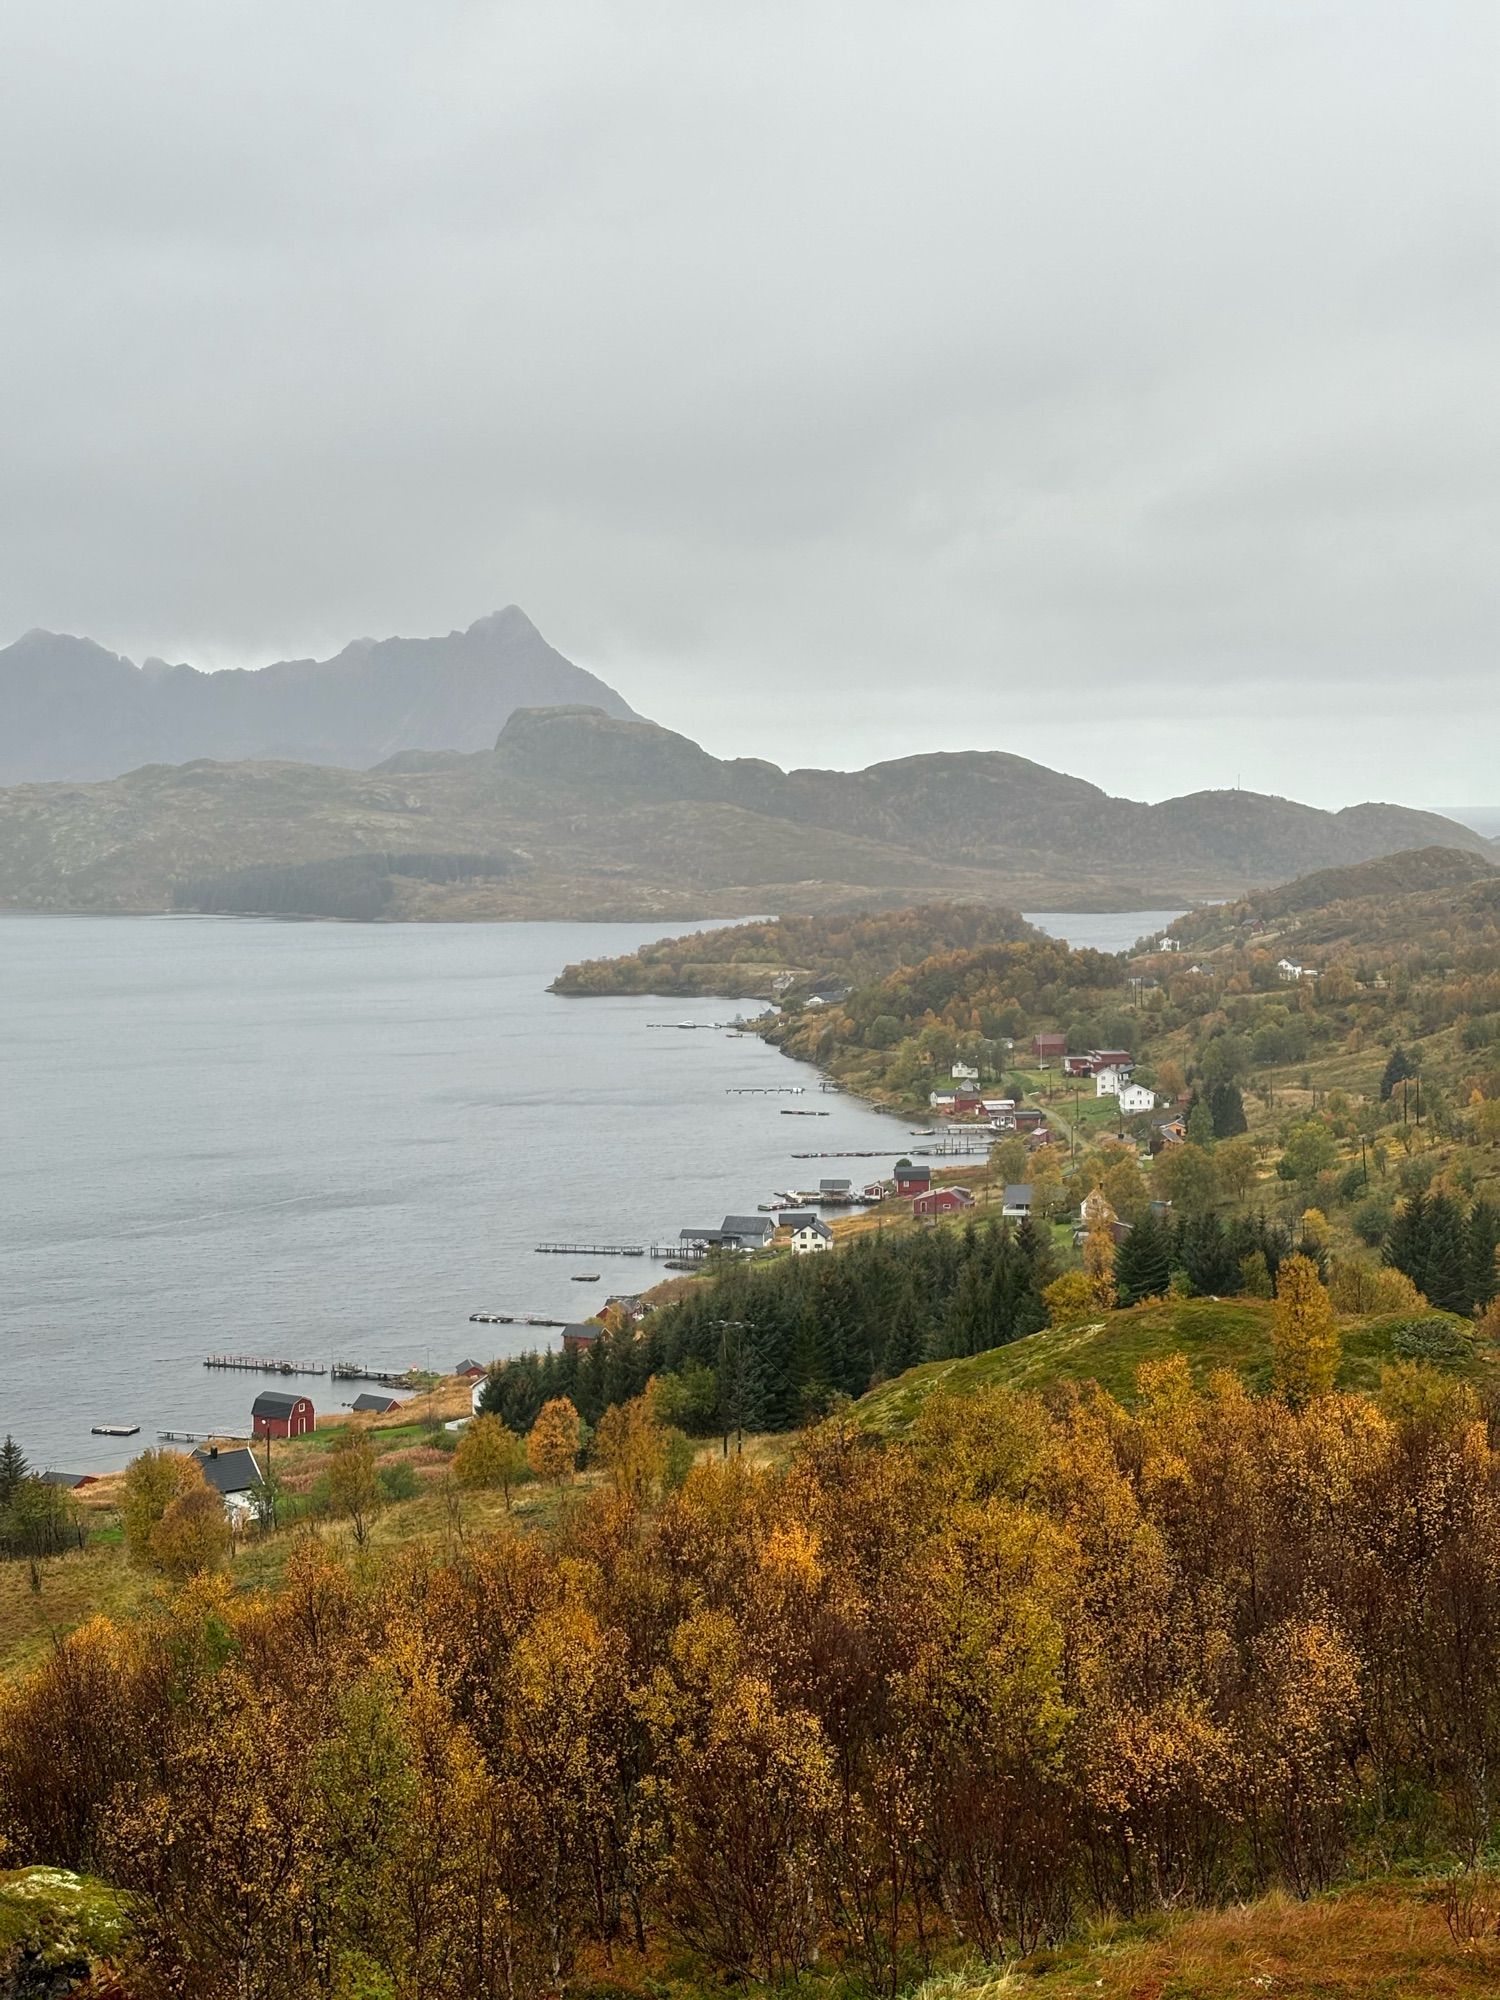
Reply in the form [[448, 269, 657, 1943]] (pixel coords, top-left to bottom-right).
[[251, 1389, 314, 1439], [912, 1187, 976, 1219]]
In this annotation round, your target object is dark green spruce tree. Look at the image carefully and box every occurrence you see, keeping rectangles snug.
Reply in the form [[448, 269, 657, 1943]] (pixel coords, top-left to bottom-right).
[[1114, 1211, 1174, 1305], [1467, 1198, 1500, 1313], [1381, 1046, 1418, 1101]]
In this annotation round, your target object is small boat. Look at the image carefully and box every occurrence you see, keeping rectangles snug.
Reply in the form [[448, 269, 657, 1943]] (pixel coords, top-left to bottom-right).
[[572, 1273, 600, 1282], [90, 1423, 140, 1438]]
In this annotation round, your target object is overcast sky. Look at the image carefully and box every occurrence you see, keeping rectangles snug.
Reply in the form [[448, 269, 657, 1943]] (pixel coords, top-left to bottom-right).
[[1, 2, 1494, 807]]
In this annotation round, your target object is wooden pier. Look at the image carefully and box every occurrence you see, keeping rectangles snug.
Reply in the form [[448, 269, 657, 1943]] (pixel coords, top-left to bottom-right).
[[534, 1242, 646, 1257], [468, 1312, 568, 1327], [204, 1354, 328, 1375], [159, 1429, 250, 1444]]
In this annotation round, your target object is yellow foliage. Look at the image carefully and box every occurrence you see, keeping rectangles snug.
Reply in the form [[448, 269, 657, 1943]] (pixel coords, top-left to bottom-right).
[[1272, 1254, 1341, 1407], [527, 1396, 581, 1484]]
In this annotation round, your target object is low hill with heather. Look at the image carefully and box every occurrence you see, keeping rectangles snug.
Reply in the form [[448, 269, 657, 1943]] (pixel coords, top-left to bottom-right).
[[855, 1293, 1495, 1434], [1167, 844, 1499, 963]]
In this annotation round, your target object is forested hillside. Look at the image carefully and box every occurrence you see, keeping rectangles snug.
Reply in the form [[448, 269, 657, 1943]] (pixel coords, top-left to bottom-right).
[[6, 1339, 1500, 1996], [1169, 844, 1499, 962], [550, 903, 1041, 997]]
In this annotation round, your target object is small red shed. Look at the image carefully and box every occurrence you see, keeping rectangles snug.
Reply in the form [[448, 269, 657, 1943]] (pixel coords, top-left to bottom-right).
[[251, 1389, 314, 1439], [893, 1160, 931, 1195], [1031, 1032, 1067, 1060], [912, 1187, 976, 1219]]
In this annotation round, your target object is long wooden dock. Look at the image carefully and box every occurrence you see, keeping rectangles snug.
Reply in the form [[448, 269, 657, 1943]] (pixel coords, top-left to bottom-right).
[[159, 1428, 251, 1444], [204, 1354, 327, 1375], [467, 1312, 568, 1327], [534, 1242, 646, 1257]]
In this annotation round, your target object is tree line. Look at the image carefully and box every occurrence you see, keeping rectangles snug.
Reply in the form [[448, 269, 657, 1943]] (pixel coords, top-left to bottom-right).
[[172, 850, 518, 919], [476, 1208, 1331, 1450]]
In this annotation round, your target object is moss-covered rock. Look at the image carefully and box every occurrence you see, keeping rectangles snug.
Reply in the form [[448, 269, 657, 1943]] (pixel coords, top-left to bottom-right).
[[0, 1868, 132, 1995]]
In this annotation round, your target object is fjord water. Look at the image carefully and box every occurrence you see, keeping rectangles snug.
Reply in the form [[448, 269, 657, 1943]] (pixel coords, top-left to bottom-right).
[[2, 910, 1172, 1474]]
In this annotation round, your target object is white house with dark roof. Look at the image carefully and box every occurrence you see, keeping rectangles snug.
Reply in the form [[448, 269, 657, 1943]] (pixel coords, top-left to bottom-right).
[[1002, 1183, 1035, 1219], [192, 1444, 264, 1522], [790, 1217, 834, 1255]]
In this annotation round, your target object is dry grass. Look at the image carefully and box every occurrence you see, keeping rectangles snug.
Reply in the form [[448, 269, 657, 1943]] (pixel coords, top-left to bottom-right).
[[914, 1878, 1500, 1998]]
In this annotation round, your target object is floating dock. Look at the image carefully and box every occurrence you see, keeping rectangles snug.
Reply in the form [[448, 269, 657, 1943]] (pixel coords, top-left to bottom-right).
[[90, 1423, 139, 1438]]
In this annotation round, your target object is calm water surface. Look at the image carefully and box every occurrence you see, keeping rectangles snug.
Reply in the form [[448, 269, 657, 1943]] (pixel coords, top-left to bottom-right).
[[2, 910, 1175, 1473]]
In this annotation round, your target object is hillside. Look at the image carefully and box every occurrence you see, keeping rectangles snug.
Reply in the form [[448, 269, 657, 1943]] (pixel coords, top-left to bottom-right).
[[0, 606, 638, 782], [551, 903, 1044, 996], [0, 702, 1489, 917], [1167, 844, 1500, 962], [856, 1296, 1495, 1433]]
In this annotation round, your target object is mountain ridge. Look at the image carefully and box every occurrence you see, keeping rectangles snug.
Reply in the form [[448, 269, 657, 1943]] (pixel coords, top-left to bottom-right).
[[0, 700, 1490, 919], [0, 608, 639, 781]]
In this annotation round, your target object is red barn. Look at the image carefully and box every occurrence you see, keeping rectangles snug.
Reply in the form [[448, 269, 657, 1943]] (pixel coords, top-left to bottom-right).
[[912, 1187, 976, 1219], [1032, 1032, 1067, 1059], [893, 1160, 931, 1195], [251, 1389, 314, 1439]]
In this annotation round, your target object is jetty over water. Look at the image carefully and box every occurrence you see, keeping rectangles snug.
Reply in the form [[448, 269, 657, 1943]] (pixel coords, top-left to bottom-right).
[[535, 1242, 646, 1257], [204, 1354, 327, 1375]]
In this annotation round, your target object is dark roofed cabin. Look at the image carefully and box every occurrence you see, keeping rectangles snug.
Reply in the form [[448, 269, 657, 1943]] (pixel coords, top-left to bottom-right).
[[351, 1391, 402, 1415], [251, 1389, 314, 1439], [192, 1445, 264, 1500]]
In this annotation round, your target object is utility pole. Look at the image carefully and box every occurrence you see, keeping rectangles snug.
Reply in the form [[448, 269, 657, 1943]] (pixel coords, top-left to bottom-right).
[[715, 1320, 747, 1459]]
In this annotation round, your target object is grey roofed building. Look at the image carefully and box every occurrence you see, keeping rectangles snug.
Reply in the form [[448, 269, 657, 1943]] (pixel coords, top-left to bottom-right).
[[192, 1445, 264, 1497], [720, 1214, 775, 1242], [1002, 1183, 1035, 1215], [40, 1470, 89, 1488], [819, 1178, 851, 1194], [780, 1210, 817, 1231], [250, 1389, 303, 1418], [351, 1391, 402, 1414]]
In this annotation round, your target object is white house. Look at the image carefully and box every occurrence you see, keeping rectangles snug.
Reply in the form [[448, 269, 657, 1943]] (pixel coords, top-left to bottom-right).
[[951, 1061, 980, 1082], [1277, 957, 1311, 982], [1002, 1183, 1034, 1219], [1116, 1082, 1158, 1116], [191, 1445, 264, 1524], [1094, 1064, 1134, 1097], [790, 1217, 834, 1255]]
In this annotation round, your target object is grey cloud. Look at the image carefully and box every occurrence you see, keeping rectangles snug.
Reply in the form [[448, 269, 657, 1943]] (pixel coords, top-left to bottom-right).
[[0, 0, 1494, 804]]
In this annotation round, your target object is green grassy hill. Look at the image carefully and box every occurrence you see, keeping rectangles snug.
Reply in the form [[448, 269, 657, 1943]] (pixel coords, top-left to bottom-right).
[[857, 1296, 1493, 1433]]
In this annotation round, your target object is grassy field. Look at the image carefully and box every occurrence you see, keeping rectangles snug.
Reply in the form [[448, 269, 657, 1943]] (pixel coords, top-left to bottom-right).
[[905, 1874, 1498, 1998], [856, 1295, 1496, 1434]]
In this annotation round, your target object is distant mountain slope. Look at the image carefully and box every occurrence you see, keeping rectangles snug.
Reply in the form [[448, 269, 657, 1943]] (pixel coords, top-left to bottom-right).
[[484, 707, 1492, 880], [1166, 845, 1499, 961], [0, 706, 1490, 918], [0, 608, 638, 782]]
